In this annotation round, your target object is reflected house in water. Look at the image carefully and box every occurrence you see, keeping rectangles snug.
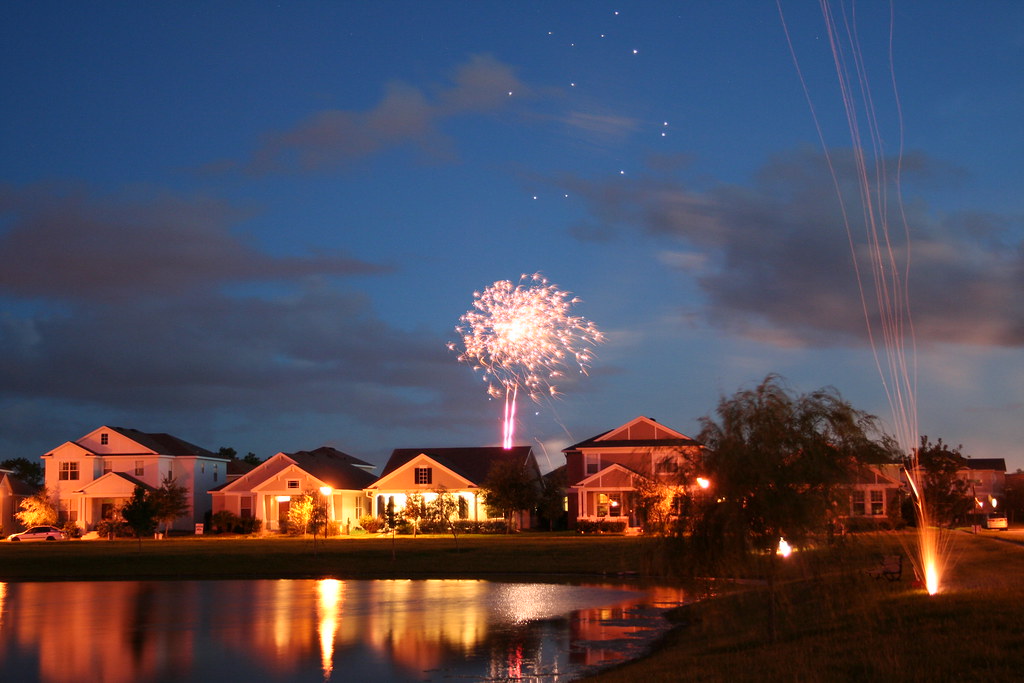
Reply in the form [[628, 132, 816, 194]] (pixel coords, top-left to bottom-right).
[[564, 417, 705, 531], [40, 426, 229, 532], [0, 579, 689, 682], [366, 446, 540, 528], [210, 447, 378, 532]]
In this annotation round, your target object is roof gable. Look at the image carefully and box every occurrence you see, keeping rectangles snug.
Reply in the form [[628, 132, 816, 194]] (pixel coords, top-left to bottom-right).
[[573, 463, 646, 489], [376, 446, 537, 488], [78, 472, 154, 496], [222, 450, 377, 493], [566, 417, 700, 451], [69, 425, 218, 458]]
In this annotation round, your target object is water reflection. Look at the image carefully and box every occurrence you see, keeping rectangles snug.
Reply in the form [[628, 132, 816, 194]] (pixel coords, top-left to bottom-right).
[[0, 579, 688, 682]]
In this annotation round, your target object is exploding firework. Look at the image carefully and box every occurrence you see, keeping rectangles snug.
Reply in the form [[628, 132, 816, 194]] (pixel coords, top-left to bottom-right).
[[449, 273, 603, 448]]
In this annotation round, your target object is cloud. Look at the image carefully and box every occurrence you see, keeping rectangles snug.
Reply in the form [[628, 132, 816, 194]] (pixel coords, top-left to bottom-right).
[[249, 54, 529, 173], [0, 185, 387, 301], [566, 148, 1024, 348]]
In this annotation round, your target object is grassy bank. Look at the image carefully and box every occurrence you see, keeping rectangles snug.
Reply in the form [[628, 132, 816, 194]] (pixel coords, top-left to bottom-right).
[[585, 530, 1024, 682], [0, 532, 647, 581]]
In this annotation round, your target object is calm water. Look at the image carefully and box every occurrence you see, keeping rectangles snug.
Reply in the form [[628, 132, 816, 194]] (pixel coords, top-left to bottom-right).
[[0, 579, 689, 682]]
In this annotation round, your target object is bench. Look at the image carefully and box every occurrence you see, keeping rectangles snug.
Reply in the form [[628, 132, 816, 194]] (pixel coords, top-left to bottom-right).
[[867, 554, 902, 581]]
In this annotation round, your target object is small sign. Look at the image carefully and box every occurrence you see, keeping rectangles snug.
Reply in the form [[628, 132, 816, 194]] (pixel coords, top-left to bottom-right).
[[194, 523, 204, 536]]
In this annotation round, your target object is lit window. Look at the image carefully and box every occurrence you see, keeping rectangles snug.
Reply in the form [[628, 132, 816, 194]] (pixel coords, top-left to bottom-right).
[[415, 467, 432, 485], [870, 489, 884, 515], [59, 462, 79, 481], [135, 461, 145, 476]]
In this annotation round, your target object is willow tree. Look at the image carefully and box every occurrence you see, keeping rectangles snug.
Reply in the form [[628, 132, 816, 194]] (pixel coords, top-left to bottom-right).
[[697, 375, 890, 559]]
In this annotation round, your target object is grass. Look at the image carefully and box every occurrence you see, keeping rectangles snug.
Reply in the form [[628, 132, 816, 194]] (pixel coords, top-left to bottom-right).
[[584, 529, 1024, 682], [4, 528, 1023, 680]]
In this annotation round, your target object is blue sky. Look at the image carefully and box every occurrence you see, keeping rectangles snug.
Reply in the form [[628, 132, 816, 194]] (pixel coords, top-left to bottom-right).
[[1, 1, 1021, 472]]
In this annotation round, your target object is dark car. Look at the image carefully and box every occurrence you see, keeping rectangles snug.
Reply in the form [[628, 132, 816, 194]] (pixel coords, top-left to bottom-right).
[[8, 525, 67, 541]]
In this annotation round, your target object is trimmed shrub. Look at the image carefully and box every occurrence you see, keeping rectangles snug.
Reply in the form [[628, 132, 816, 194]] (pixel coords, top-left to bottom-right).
[[359, 515, 384, 533], [576, 519, 628, 534]]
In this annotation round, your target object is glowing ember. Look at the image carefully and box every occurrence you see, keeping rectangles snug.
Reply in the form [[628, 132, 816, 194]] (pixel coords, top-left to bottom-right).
[[777, 537, 792, 558], [450, 273, 603, 448]]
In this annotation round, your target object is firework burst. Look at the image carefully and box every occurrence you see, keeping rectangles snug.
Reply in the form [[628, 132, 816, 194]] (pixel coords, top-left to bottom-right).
[[449, 273, 603, 448]]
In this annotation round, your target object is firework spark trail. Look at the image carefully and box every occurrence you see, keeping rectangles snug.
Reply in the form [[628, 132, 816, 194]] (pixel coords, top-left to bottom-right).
[[778, 1, 942, 593], [450, 273, 603, 449]]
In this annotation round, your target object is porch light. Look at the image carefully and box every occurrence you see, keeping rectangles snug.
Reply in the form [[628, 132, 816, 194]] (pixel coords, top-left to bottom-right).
[[696, 477, 710, 489], [276, 495, 290, 503], [319, 486, 332, 496]]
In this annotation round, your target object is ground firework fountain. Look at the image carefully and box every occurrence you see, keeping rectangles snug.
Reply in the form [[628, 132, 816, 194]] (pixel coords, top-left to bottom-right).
[[450, 273, 603, 448]]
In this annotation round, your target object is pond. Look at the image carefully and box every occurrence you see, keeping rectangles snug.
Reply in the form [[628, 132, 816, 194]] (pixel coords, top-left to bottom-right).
[[0, 579, 689, 682]]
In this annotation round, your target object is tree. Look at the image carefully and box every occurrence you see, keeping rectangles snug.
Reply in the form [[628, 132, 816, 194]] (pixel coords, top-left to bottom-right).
[[537, 468, 567, 531], [1, 457, 44, 489], [16, 488, 58, 529], [403, 492, 427, 537], [697, 375, 887, 557], [429, 486, 461, 551], [914, 436, 972, 527], [480, 459, 537, 532], [242, 452, 262, 466], [121, 485, 159, 549], [151, 473, 191, 536], [286, 491, 316, 535]]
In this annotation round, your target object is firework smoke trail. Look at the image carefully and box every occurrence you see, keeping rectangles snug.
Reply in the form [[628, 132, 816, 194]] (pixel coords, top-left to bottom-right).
[[778, 1, 942, 593], [449, 273, 603, 449]]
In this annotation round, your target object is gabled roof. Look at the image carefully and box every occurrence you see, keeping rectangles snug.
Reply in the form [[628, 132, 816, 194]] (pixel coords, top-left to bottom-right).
[[106, 427, 218, 457], [285, 446, 375, 472], [0, 472, 37, 496], [571, 462, 647, 489], [77, 471, 154, 495], [565, 416, 700, 451], [379, 446, 535, 486], [964, 458, 1007, 472]]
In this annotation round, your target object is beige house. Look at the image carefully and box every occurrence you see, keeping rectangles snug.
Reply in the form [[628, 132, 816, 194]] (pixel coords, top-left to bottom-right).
[[366, 446, 539, 528], [563, 416, 705, 530], [41, 426, 228, 531], [210, 447, 377, 532], [844, 462, 904, 523]]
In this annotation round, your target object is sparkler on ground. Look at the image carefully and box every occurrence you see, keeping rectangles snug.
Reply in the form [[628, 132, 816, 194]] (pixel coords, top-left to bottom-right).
[[449, 273, 603, 449]]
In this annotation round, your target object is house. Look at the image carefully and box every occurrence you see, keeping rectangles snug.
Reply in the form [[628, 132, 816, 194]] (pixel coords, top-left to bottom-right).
[[563, 416, 705, 530], [843, 462, 904, 524], [960, 458, 1007, 510], [210, 446, 378, 532], [0, 470, 36, 535], [41, 426, 228, 532], [366, 446, 540, 529]]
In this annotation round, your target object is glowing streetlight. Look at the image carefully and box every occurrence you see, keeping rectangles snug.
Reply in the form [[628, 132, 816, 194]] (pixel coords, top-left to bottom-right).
[[696, 477, 710, 490]]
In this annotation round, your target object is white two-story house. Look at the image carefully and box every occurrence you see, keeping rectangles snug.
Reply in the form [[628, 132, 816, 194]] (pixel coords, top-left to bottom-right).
[[41, 426, 229, 532]]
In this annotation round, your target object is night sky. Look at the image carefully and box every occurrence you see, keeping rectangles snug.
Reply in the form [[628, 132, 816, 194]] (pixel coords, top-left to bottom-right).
[[2, 2, 1021, 472]]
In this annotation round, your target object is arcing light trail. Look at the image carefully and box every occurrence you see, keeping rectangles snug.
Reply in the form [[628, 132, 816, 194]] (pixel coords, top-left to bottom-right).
[[778, 1, 941, 593], [450, 273, 603, 449]]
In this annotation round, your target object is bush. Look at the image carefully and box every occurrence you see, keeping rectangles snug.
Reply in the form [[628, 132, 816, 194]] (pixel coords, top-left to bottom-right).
[[62, 520, 82, 539], [94, 519, 128, 538], [575, 519, 628, 534], [359, 515, 384, 533]]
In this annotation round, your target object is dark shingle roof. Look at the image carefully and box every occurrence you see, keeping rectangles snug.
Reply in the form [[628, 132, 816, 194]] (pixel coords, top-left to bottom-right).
[[380, 446, 535, 485], [285, 447, 378, 490], [108, 427, 218, 458], [964, 458, 1007, 472]]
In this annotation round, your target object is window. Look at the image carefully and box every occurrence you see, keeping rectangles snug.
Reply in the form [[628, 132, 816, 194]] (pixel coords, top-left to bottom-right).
[[458, 496, 469, 519], [213, 463, 218, 482], [287, 479, 300, 489], [134, 461, 145, 476], [607, 493, 622, 517], [415, 467, 432, 485], [100, 432, 109, 445], [851, 490, 866, 516], [59, 461, 79, 481], [240, 496, 252, 519], [59, 499, 78, 523], [656, 457, 678, 474], [355, 496, 364, 519], [102, 460, 113, 475], [585, 454, 600, 475], [870, 490, 884, 515]]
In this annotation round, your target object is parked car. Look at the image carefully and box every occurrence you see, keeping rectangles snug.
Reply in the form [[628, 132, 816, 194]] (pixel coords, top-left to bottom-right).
[[8, 526, 67, 541], [985, 514, 1008, 530]]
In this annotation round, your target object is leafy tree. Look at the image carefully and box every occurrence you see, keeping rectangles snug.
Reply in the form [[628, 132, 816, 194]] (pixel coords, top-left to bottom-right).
[[16, 488, 58, 528], [403, 492, 427, 537], [217, 446, 237, 459], [914, 436, 972, 527], [429, 486, 461, 551], [633, 476, 685, 536], [286, 491, 315, 535], [1, 457, 44, 489], [697, 375, 886, 557], [242, 452, 262, 466], [151, 473, 191, 536], [537, 468, 567, 531], [121, 485, 159, 549], [480, 459, 537, 532]]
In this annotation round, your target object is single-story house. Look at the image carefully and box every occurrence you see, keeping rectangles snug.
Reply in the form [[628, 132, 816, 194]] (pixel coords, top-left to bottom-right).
[[0, 470, 36, 535], [366, 446, 540, 529], [210, 447, 378, 532]]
